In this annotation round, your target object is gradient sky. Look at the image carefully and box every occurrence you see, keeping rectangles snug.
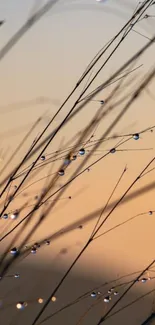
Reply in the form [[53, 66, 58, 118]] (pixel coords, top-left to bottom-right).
[[0, 1, 155, 325]]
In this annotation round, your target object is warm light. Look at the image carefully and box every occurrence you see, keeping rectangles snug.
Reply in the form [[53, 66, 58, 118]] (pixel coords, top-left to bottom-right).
[[51, 296, 57, 302], [10, 212, 19, 220], [16, 302, 27, 310]]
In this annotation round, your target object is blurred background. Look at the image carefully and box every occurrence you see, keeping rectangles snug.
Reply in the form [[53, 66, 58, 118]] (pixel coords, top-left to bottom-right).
[[0, 1, 155, 324]]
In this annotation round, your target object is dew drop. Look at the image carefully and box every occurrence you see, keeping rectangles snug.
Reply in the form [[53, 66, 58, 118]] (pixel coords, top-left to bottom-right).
[[16, 302, 27, 310], [40, 155, 45, 161], [91, 292, 97, 298], [108, 289, 112, 294], [10, 247, 18, 255], [10, 211, 19, 220], [104, 296, 111, 303], [34, 242, 40, 248], [14, 273, 20, 278], [133, 133, 139, 140], [58, 169, 65, 176], [51, 296, 57, 302], [64, 158, 71, 166], [31, 247, 37, 254], [2, 213, 8, 219], [110, 148, 116, 154], [45, 240, 50, 245], [108, 287, 114, 294], [79, 148, 85, 156]]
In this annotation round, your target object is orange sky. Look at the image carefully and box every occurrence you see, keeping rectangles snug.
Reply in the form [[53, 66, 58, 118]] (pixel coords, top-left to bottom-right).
[[1, 1, 155, 325]]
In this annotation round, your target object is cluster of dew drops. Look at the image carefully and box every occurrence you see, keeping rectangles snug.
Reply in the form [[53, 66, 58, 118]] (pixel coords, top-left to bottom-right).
[[14, 275, 153, 311], [2, 129, 154, 311], [89, 275, 152, 304]]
